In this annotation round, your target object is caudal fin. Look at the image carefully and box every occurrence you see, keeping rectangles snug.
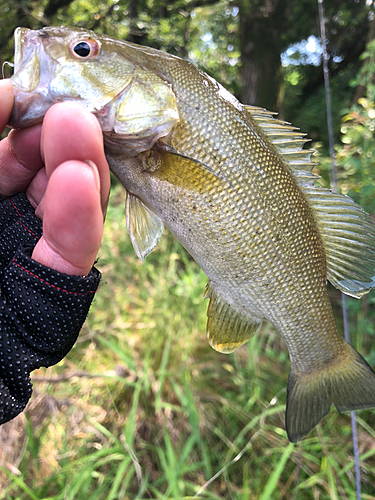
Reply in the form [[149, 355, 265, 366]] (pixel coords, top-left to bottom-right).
[[286, 343, 375, 443]]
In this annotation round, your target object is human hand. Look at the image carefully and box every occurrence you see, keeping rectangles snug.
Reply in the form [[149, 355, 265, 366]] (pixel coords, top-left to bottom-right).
[[0, 79, 110, 276]]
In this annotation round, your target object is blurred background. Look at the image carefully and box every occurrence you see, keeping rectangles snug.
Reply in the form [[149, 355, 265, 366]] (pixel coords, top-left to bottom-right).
[[1, 1, 375, 498]]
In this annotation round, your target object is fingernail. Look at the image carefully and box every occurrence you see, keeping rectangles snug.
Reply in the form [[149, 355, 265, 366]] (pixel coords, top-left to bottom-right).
[[84, 160, 100, 192]]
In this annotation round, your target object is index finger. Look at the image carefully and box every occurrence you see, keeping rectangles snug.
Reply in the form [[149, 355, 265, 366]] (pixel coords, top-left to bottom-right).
[[42, 102, 110, 213], [0, 79, 44, 196], [0, 79, 14, 133]]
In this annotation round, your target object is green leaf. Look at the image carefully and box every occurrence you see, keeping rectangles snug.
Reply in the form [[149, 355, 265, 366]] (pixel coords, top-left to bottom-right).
[[258, 444, 294, 500]]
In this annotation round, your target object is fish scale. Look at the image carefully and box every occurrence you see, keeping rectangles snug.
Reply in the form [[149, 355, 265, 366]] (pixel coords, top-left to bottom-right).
[[9, 26, 375, 442]]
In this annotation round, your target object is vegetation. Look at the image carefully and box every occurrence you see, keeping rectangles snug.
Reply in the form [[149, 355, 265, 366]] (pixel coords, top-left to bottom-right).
[[2, 186, 375, 499], [1, 0, 375, 498]]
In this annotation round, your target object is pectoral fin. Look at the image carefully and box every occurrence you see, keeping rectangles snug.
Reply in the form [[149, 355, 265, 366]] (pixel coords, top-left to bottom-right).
[[154, 143, 220, 177], [125, 191, 164, 261], [204, 282, 262, 354], [150, 146, 222, 192]]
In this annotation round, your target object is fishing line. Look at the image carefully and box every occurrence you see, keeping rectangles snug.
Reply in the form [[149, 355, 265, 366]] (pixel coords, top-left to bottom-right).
[[317, 1, 361, 499]]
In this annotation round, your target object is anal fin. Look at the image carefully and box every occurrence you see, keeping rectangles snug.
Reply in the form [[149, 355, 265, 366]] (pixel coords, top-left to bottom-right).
[[125, 191, 164, 261], [204, 282, 262, 354]]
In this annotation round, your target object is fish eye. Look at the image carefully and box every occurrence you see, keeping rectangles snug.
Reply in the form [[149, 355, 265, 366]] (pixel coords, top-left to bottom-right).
[[69, 39, 101, 60]]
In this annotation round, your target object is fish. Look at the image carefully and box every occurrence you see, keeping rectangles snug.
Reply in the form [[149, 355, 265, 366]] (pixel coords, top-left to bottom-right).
[[8, 26, 375, 443]]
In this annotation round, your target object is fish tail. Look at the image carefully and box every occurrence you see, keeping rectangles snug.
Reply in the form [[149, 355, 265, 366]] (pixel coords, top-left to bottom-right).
[[286, 343, 375, 443]]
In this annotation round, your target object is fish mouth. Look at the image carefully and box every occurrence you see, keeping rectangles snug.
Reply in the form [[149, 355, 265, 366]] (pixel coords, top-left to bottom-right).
[[9, 27, 56, 129]]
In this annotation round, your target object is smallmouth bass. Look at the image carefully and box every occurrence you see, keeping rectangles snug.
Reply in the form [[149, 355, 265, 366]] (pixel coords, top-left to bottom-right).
[[8, 26, 375, 442]]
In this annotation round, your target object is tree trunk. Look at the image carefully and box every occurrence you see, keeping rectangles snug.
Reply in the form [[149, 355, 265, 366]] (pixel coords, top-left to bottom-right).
[[127, 0, 147, 45], [238, 0, 286, 111]]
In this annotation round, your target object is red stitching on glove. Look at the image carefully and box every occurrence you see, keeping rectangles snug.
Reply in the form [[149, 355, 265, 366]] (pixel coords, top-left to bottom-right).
[[12, 258, 95, 296], [10, 198, 40, 240]]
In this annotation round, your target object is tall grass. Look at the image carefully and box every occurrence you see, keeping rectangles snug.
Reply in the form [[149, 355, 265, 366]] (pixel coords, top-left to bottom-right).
[[1, 184, 375, 499]]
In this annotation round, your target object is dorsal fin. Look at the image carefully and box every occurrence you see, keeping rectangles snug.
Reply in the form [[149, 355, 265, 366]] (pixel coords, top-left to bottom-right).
[[244, 105, 318, 178], [244, 104, 375, 298], [301, 185, 375, 298]]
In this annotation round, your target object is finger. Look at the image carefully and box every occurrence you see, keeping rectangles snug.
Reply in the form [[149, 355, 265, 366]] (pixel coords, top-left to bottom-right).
[[27, 167, 48, 211], [41, 102, 110, 214], [0, 79, 14, 132], [0, 79, 44, 196], [31, 160, 103, 276], [0, 124, 44, 196]]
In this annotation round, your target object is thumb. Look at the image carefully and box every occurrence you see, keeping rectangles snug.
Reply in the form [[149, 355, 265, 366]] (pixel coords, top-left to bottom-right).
[[32, 160, 103, 276]]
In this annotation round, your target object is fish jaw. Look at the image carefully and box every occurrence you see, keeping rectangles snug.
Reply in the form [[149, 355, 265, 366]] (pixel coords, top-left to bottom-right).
[[10, 28, 58, 128]]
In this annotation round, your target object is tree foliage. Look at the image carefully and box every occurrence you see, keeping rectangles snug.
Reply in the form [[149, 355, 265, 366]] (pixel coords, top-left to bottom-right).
[[1, 0, 374, 117], [315, 37, 375, 217], [1, 1, 375, 203]]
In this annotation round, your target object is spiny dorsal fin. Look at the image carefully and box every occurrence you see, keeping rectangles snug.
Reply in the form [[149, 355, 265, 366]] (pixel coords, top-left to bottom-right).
[[204, 282, 263, 353], [244, 104, 317, 176]]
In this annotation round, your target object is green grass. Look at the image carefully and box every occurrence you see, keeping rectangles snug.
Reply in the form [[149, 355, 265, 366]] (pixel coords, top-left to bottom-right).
[[1, 184, 375, 499]]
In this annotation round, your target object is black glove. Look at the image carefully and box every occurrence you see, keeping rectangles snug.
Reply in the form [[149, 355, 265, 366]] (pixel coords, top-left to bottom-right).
[[0, 193, 101, 424]]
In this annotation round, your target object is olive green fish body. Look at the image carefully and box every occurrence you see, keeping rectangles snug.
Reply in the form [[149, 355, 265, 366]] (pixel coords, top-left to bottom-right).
[[107, 57, 337, 366], [9, 27, 375, 442]]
